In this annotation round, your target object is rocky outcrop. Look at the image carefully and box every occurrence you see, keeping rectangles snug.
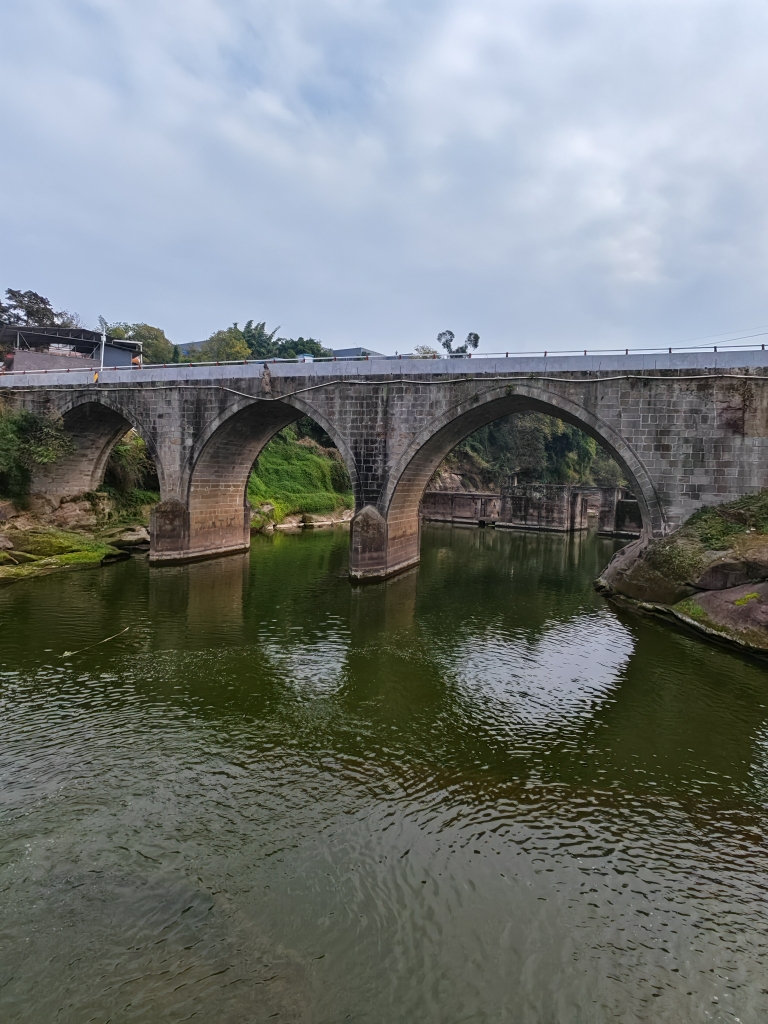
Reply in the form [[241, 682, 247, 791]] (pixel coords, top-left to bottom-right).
[[596, 494, 768, 652]]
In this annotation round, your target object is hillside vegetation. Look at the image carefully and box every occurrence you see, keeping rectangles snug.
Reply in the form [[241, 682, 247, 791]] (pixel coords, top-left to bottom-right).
[[248, 420, 353, 528], [433, 411, 626, 491]]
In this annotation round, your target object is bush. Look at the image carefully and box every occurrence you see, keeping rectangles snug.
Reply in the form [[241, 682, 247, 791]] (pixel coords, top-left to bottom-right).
[[0, 409, 75, 504], [104, 430, 159, 493]]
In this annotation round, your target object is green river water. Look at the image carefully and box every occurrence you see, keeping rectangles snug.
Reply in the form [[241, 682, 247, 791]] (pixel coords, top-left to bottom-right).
[[1, 524, 768, 1023]]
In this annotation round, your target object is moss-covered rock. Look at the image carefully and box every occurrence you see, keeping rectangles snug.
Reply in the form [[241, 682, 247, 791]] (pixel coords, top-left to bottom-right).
[[0, 527, 126, 586], [596, 493, 768, 652]]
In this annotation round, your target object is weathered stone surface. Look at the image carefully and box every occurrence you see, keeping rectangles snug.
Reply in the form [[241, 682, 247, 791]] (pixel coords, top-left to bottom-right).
[[49, 499, 98, 530], [274, 515, 303, 531], [676, 582, 768, 649], [0, 535, 13, 549], [598, 494, 768, 649], [6, 354, 768, 574], [107, 526, 150, 549]]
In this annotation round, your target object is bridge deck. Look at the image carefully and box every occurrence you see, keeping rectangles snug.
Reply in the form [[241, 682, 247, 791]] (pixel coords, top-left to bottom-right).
[[3, 349, 768, 388]]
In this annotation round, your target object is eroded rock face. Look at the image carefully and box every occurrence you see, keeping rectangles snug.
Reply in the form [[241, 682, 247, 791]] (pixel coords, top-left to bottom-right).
[[0, 501, 19, 521], [687, 582, 768, 638], [104, 526, 150, 549], [49, 500, 99, 530], [596, 495, 768, 651]]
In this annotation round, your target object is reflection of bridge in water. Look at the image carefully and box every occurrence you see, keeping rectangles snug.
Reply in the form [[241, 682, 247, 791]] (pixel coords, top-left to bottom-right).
[[3, 348, 768, 578]]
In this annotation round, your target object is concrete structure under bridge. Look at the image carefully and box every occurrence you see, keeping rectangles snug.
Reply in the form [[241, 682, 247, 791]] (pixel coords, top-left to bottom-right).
[[3, 349, 768, 578], [420, 485, 643, 536]]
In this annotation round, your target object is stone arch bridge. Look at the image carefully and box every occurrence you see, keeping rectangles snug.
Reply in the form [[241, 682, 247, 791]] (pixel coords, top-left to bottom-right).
[[3, 351, 768, 578]]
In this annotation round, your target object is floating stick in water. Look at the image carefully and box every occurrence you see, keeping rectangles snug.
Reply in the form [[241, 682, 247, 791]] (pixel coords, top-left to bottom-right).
[[60, 626, 130, 658]]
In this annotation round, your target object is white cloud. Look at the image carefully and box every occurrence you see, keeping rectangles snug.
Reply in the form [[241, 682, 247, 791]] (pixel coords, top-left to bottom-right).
[[1, 0, 767, 351]]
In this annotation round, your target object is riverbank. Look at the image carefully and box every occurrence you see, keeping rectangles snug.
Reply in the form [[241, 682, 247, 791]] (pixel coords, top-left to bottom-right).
[[596, 493, 768, 654], [0, 491, 153, 585]]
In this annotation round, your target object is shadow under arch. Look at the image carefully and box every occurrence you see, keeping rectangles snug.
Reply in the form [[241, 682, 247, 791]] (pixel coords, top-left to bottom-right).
[[31, 395, 163, 505], [355, 383, 664, 579], [162, 397, 359, 563]]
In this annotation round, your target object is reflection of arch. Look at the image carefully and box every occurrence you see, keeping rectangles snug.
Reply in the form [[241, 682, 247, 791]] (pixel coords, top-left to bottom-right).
[[355, 384, 664, 578], [180, 398, 358, 561], [31, 397, 161, 503]]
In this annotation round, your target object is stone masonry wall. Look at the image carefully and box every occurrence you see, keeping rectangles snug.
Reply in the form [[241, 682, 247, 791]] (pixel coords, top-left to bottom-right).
[[3, 355, 768, 574]]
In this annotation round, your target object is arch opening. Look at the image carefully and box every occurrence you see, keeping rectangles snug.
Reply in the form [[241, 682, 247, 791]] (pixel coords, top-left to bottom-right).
[[354, 388, 663, 579], [247, 416, 355, 531], [169, 399, 358, 563], [31, 400, 160, 508]]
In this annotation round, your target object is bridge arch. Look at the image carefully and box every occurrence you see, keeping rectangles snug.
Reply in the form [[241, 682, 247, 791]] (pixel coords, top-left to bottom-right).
[[152, 396, 359, 562], [352, 383, 664, 578], [31, 395, 163, 505]]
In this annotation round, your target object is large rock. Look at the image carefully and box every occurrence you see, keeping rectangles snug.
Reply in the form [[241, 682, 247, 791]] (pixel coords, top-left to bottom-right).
[[0, 501, 19, 521], [102, 525, 150, 549], [49, 499, 99, 530], [596, 494, 768, 650]]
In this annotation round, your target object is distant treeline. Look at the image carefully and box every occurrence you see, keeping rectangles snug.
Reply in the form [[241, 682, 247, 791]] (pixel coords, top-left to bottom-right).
[[109, 320, 328, 364]]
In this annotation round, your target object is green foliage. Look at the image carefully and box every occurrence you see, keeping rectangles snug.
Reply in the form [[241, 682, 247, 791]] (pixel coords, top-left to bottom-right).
[[191, 324, 251, 362], [0, 287, 79, 329], [645, 536, 705, 583], [684, 493, 768, 548], [188, 320, 332, 363], [247, 426, 353, 525], [108, 322, 174, 364], [9, 529, 97, 557], [0, 529, 121, 582], [674, 598, 707, 621], [242, 320, 280, 358], [438, 330, 479, 355], [273, 336, 331, 359], [447, 412, 621, 488], [0, 410, 75, 503], [103, 430, 158, 493], [734, 592, 761, 606]]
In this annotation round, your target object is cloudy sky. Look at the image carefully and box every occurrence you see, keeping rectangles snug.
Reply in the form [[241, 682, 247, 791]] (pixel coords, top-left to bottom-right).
[[1, 0, 767, 353]]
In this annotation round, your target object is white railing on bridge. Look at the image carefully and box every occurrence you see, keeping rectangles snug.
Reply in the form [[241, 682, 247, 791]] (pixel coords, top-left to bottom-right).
[[3, 335, 768, 377]]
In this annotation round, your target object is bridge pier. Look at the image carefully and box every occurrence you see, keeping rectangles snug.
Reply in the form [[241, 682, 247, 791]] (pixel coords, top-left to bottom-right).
[[349, 505, 421, 580], [149, 496, 252, 563]]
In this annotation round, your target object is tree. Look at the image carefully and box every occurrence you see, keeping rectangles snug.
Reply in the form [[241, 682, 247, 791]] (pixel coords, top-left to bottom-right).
[[274, 336, 331, 359], [193, 324, 250, 362], [242, 320, 280, 358], [437, 330, 480, 355], [0, 288, 80, 328], [414, 345, 439, 358], [437, 330, 455, 354], [108, 322, 174, 364]]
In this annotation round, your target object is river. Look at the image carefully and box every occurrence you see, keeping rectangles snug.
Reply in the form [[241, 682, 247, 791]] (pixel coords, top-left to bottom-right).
[[1, 524, 767, 1023]]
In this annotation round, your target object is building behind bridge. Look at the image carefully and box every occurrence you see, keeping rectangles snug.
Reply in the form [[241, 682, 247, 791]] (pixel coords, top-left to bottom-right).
[[0, 325, 141, 372]]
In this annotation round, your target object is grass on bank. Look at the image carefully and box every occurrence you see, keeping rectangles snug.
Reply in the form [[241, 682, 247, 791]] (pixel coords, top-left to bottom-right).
[[645, 492, 768, 585], [247, 426, 353, 528]]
